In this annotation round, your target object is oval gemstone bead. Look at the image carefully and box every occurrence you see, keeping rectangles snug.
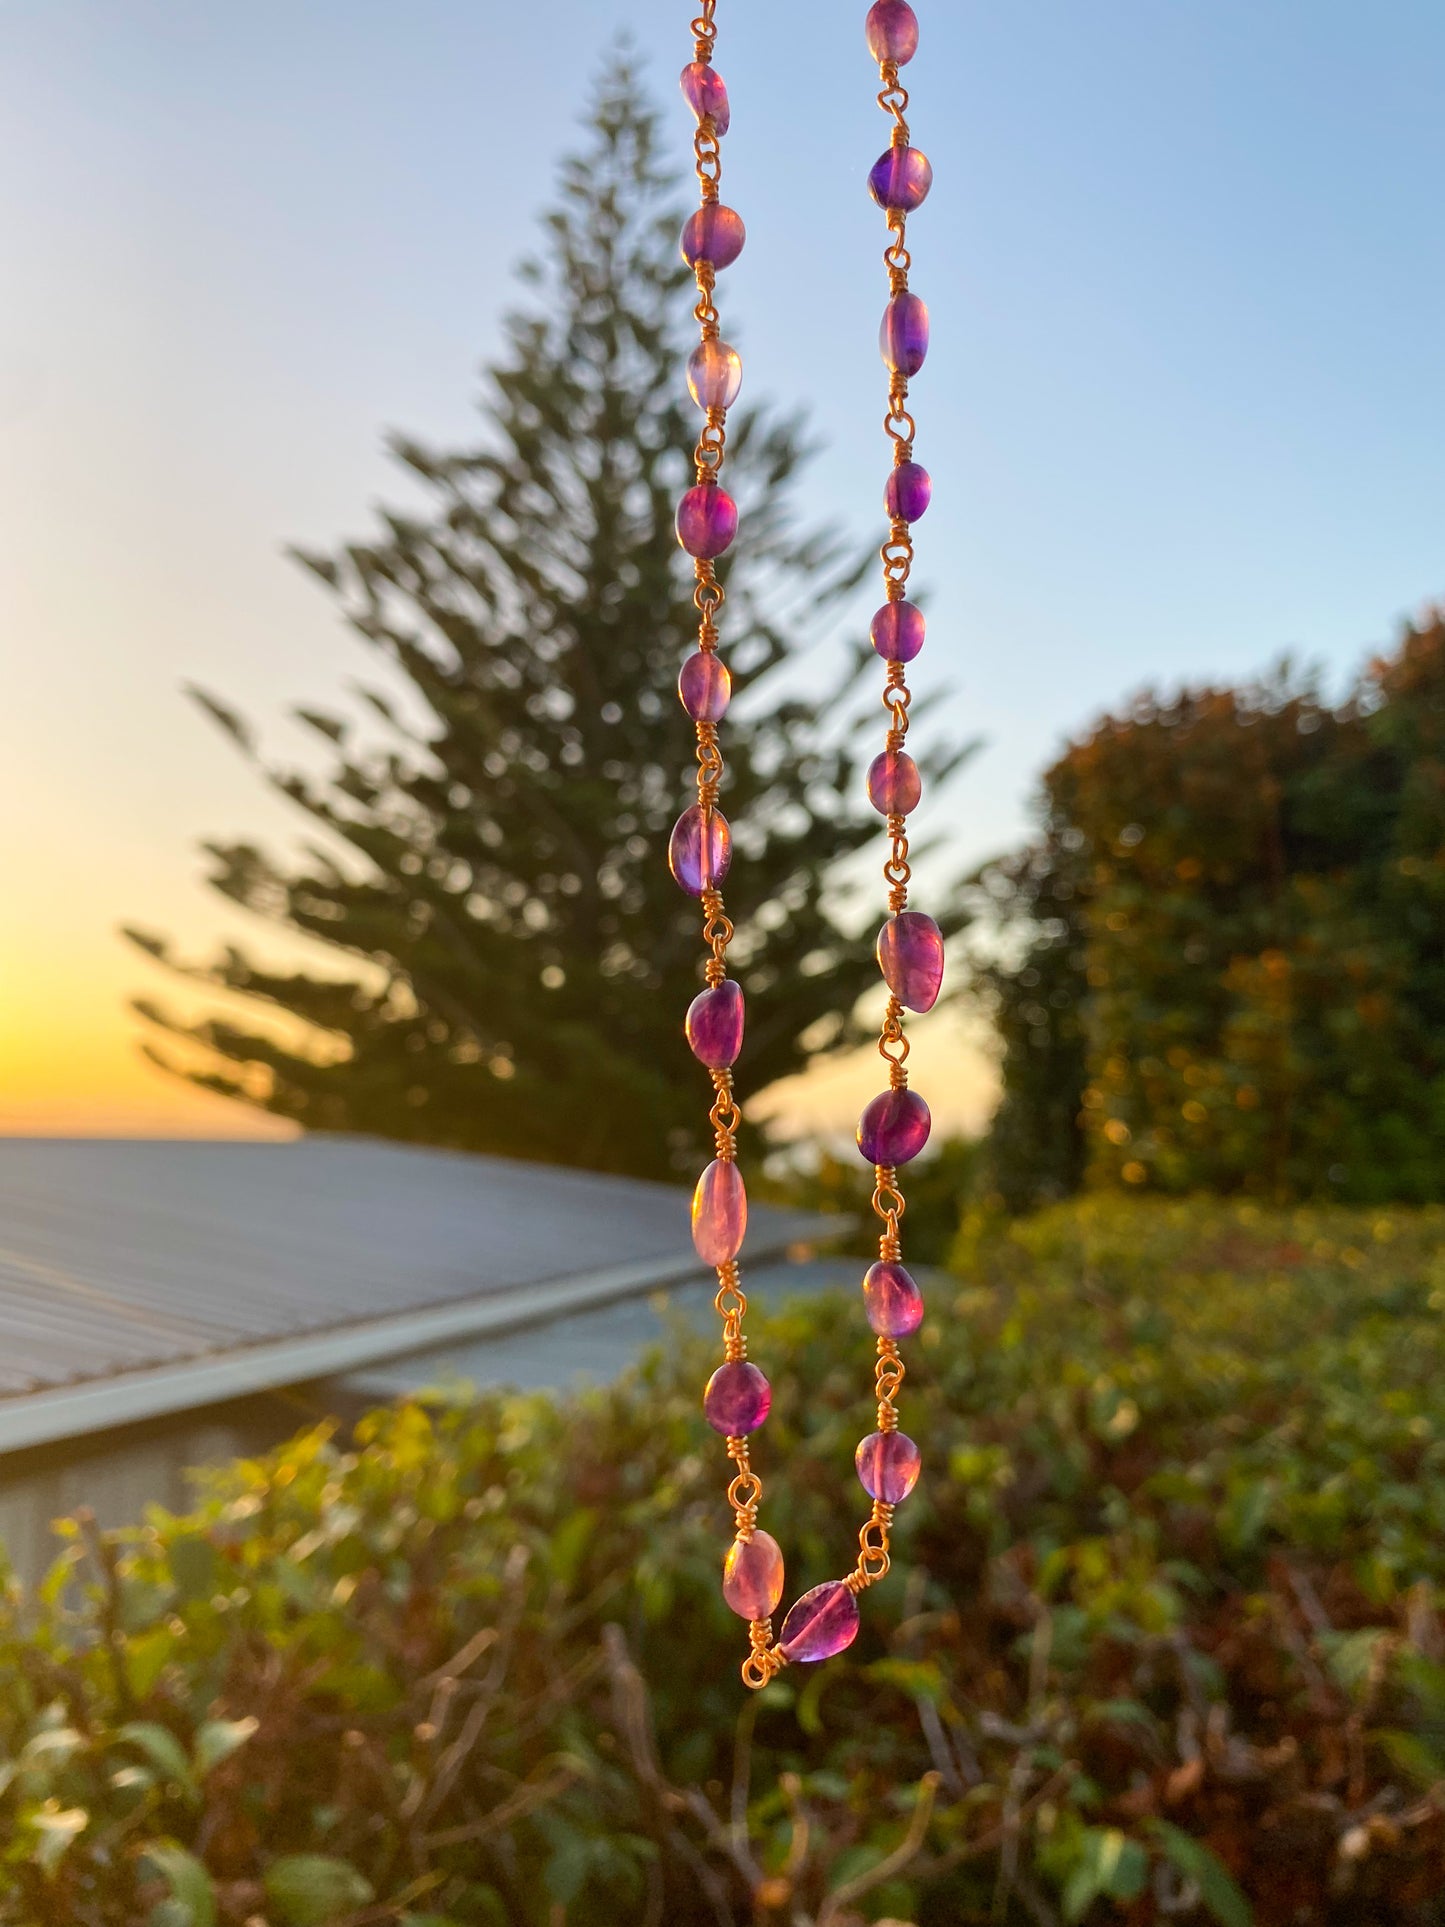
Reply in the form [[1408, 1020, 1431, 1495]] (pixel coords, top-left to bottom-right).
[[676, 483, 739, 559], [884, 460, 932, 522], [693, 1158, 747, 1266], [877, 910, 945, 1012], [779, 1581, 861, 1663], [680, 60, 731, 135], [668, 804, 732, 897], [681, 203, 746, 270], [723, 1530, 785, 1619], [865, 0, 920, 64], [868, 146, 933, 213], [857, 1087, 932, 1165], [869, 600, 926, 663], [686, 980, 745, 1069], [703, 1357, 770, 1435], [863, 1259, 925, 1338], [687, 337, 743, 412], [880, 291, 929, 376], [867, 749, 922, 817], [678, 649, 731, 721], [856, 1429, 922, 1504]]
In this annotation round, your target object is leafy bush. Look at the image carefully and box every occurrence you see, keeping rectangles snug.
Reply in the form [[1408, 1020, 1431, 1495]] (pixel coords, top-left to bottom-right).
[[4, 1200, 1445, 1924]]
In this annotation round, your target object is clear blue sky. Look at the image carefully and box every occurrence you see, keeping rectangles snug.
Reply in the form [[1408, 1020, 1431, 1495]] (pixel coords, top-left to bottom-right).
[[1, 1, 1440, 1134]]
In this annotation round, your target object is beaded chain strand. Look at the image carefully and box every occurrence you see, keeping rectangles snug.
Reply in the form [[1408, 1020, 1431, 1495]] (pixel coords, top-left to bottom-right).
[[670, 0, 939, 1690]]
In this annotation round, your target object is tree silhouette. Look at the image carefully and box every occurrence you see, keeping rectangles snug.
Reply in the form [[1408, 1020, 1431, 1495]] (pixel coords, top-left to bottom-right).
[[128, 61, 969, 1180]]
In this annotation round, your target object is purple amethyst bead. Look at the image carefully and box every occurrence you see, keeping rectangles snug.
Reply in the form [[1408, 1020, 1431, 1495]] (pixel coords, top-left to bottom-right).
[[880, 290, 929, 376], [857, 1087, 932, 1165], [668, 804, 732, 897], [856, 1429, 922, 1504], [723, 1530, 785, 1619], [866, 749, 922, 817], [868, 146, 933, 213], [779, 1581, 861, 1663], [865, 0, 920, 64], [676, 483, 739, 560], [869, 600, 926, 663], [703, 1358, 771, 1436], [863, 1260, 925, 1338], [687, 337, 743, 412], [681, 203, 746, 270], [877, 910, 945, 1013], [680, 60, 731, 135], [693, 1157, 748, 1266], [884, 460, 932, 522], [678, 650, 731, 721], [686, 979, 745, 1069]]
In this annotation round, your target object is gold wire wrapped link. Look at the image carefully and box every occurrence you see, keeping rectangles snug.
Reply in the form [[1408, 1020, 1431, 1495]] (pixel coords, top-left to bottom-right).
[[691, 0, 716, 58], [695, 127, 722, 201], [695, 720, 724, 807], [709, 1067, 740, 1157], [695, 406, 727, 480], [872, 1164, 906, 1260], [881, 517, 914, 595], [693, 263, 719, 335], [726, 1435, 762, 1524], [879, 994, 910, 1087], [742, 1620, 786, 1689], [848, 1500, 896, 1591]]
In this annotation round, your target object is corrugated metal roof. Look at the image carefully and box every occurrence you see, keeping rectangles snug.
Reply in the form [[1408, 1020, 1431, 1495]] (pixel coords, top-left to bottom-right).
[[0, 1139, 824, 1431]]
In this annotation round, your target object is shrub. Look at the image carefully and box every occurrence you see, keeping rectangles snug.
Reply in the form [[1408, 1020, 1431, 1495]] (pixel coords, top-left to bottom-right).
[[3, 1200, 1445, 1924]]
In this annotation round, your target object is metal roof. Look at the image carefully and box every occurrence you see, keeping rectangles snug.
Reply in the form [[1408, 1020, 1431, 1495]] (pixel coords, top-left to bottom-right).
[[0, 1138, 826, 1453]]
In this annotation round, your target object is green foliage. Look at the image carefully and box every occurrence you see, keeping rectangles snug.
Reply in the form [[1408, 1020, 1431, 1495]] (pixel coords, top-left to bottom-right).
[[4, 1199, 1445, 1923], [974, 610, 1445, 1206], [126, 63, 970, 1180]]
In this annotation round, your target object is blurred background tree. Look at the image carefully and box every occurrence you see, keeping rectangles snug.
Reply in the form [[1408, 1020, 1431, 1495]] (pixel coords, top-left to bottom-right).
[[127, 61, 970, 1181], [975, 608, 1445, 1207]]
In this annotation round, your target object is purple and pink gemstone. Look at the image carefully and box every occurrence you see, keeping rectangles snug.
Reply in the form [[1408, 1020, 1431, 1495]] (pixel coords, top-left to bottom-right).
[[880, 291, 929, 377], [692, 1158, 747, 1266], [778, 1581, 861, 1663], [722, 1530, 785, 1619], [867, 749, 922, 817], [668, 804, 732, 897], [703, 1357, 771, 1436], [681, 204, 746, 271], [678, 650, 731, 722], [884, 460, 932, 523], [863, 1260, 925, 1338], [870, 600, 926, 663], [868, 146, 933, 214], [857, 1087, 932, 1165], [687, 338, 743, 413], [686, 980, 745, 1069], [680, 61, 731, 135], [877, 911, 944, 1013], [856, 1430, 922, 1505], [677, 483, 739, 560], [865, 0, 920, 65]]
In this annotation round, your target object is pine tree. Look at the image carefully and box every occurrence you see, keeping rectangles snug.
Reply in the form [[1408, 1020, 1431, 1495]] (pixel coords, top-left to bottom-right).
[[127, 61, 967, 1181]]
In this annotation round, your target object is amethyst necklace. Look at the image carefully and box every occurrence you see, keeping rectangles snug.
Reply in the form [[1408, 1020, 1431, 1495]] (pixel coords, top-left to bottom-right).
[[671, 0, 940, 1689]]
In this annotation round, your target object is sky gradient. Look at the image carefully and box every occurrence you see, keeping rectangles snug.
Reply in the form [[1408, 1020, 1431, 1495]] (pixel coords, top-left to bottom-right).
[[1, 1, 1441, 1142]]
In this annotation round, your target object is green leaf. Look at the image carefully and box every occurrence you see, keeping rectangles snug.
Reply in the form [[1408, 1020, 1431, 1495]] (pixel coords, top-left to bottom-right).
[[126, 1625, 178, 1700], [30, 1801, 88, 1873], [142, 1842, 217, 1927], [264, 1854, 374, 1926], [1151, 1821, 1252, 1927], [167, 1534, 221, 1602], [116, 1722, 198, 1799], [193, 1716, 259, 1777]]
